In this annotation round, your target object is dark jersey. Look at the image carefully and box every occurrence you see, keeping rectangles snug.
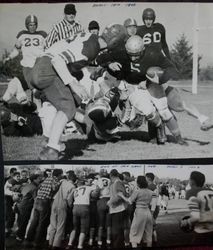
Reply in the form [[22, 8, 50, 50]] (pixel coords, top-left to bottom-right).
[[137, 23, 171, 59], [96, 46, 177, 85]]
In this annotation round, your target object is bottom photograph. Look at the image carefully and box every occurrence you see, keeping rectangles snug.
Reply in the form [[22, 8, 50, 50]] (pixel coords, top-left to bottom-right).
[[4, 164, 213, 250]]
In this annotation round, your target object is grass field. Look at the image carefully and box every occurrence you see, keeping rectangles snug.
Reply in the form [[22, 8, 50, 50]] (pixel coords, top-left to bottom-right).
[[2, 80, 213, 161]]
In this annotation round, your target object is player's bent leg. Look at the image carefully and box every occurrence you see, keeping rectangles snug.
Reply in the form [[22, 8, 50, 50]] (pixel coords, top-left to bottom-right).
[[151, 96, 188, 146], [2, 77, 28, 104], [32, 58, 78, 159], [146, 112, 166, 145], [129, 89, 166, 144], [165, 85, 213, 130]]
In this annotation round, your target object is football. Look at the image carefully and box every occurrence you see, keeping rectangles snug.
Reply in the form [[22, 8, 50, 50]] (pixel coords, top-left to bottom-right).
[[146, 66, 164, 79]]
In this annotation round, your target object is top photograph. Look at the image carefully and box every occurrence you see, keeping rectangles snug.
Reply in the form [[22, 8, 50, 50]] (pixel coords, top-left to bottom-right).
[[0, 2, 213, 161]]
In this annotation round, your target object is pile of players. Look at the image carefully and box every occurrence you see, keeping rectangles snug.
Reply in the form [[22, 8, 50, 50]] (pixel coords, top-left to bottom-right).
[[1, 5, 212, 160], [5, 167, 213, 249]]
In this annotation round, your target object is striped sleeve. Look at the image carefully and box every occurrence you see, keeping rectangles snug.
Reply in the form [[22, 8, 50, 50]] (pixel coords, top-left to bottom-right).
[[56, 20, 67, 41], [45, 25, 59, 49], [188, 196, 199, 212], [45, 20, 83, 49]]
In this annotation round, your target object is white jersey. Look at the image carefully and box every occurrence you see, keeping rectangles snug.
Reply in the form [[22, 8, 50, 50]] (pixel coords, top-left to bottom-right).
[[73, 185, 96, 205], [97, 177, 110, 198], [44, 32, 100, 64], [16, 30, 46, 68], [124, 182, 135, 198], [187, 188, 213, 233]]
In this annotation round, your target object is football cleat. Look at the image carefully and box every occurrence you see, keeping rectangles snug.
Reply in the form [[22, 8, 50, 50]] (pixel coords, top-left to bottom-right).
[[175, 135, 189, 146], [200, 118, 213, 131], [38, 146, 59, 160]]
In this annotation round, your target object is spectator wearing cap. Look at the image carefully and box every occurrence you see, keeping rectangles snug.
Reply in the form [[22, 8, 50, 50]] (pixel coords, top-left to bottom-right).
[[45, 3, 83, 49], [124, 18, 137, 37], [16, 173, 43, 242], [24, 169, 63, 248], [107, 169, 126, 249], [88, 20, 100, 35]]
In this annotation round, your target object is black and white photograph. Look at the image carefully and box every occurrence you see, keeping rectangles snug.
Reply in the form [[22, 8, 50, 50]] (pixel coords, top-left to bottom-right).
[[1, 2, 213, 161], [4, 163, 213, 249]]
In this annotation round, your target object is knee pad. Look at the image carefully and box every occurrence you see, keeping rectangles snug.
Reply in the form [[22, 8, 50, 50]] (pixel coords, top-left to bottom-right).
[[159, 108, 173, 122], [129, 89, 155, 116], [3, 77, 20, 102]]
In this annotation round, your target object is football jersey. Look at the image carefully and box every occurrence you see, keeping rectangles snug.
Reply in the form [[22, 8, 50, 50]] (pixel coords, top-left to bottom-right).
[[186, 187, 213, 233], [137, 23, 170, 58], [16, 30, 47, 68], [96, 46, 173, 85], [124, 182, 135, 198], [97, 177, 110, 198], [45, 32, 100, 65], [73, 185, 96, 205]]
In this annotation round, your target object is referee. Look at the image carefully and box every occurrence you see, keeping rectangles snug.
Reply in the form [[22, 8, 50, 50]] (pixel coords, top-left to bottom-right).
[[45, 4, 83, 49]]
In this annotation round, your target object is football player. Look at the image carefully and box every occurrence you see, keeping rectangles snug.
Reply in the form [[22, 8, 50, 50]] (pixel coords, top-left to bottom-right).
[[97, 35, 187, 145], [96, 173, 111, 248], [66, 178, 99, 249], [3, 15, 47, 107], [137, 8, 212, 130], [181, 171, 213, 245], [124, 18, 138, 38], [85, 86, 121, 142], [86, 174, 100, 248], [29, 24, 126, 160], [137, 8, 171, 59]]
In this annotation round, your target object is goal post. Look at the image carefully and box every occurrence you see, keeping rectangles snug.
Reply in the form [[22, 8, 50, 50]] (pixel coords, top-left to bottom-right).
[[192, 3, 199, 95]]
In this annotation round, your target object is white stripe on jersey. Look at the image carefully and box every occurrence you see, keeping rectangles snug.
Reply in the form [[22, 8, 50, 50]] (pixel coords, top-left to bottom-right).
[[44, 33, 90, 64]]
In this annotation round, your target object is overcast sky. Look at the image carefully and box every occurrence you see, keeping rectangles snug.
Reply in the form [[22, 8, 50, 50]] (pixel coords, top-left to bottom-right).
[[6, 164, 213, 183], [0, 2, 213, 67]]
